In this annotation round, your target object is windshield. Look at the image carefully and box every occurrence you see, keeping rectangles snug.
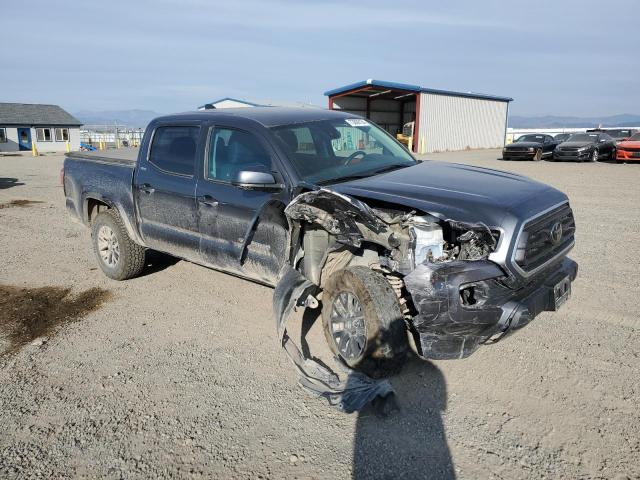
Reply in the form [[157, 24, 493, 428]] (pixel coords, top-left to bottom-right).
[[516, 134, 545, 143], [270, 118, 416, 184], [607, 129, 632, 139], [628, 132, 640, 141], [568, 133, 598, 142]]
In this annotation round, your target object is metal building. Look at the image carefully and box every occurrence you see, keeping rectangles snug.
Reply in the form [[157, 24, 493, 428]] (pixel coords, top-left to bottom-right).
[[325, 79, 513, 154], [198, 97, 262, 110]]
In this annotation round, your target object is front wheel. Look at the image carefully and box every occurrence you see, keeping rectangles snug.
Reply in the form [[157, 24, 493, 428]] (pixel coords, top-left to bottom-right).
[[92, 209, 146, 280], [322, 266, 408, 378], [590, 149, 599, 162]]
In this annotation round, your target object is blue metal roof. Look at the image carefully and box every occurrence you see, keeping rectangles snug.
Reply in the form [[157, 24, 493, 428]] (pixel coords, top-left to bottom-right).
[[324, 79, 513, 103]]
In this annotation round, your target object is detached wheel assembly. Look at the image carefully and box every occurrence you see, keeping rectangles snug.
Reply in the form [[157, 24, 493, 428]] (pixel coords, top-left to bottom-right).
[[322, 266, 408, 378], [92, 209, 146, 280]]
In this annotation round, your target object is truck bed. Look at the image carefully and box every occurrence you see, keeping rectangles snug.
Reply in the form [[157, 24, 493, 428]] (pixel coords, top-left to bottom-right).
[[66, 147, 139, 166]]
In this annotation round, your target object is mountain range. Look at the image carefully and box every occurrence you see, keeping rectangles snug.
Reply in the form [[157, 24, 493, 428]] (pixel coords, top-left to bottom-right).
[[73, 109, 163, 128], [73, 109, 640, 130], [508, 114, 640, 129]]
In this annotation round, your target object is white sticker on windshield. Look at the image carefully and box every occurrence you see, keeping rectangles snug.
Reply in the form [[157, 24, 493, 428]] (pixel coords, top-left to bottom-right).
[[345, 118, 370, 127]]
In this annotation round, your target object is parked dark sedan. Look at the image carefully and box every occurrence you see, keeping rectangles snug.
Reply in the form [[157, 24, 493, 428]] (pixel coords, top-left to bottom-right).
[[502, 134, 557, 161], [553, 133, 616, 162]]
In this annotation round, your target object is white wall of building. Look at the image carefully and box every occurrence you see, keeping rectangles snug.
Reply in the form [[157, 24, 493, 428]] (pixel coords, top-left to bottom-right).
[[417, 93, 508, 153], [0, 126, 81, 153]]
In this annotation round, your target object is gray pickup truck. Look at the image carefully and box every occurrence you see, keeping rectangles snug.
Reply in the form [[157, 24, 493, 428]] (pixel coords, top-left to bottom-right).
[[63, 107, 577, 379]]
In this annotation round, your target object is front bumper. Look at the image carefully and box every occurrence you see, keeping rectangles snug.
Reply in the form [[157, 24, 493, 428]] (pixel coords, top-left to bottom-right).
[[617, 150, 640, 161], [502, 150, 536, 160], [403, 257, 578, 360], [554, 150, 591, 161]]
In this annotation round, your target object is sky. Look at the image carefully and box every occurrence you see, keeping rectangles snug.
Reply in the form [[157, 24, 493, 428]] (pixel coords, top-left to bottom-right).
[[1, 0, 638, 117]]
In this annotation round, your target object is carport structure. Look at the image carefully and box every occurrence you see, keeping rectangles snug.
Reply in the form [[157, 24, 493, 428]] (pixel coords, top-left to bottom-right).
[[325, 79, 512, 154]]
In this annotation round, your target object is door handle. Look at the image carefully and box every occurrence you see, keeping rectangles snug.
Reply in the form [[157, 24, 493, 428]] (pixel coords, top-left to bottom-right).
[[197, 195, 219, 207], [140, 183, 155, 194]]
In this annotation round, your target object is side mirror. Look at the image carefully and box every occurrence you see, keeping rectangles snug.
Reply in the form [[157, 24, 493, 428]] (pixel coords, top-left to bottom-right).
[[232, 170, 282, 190]]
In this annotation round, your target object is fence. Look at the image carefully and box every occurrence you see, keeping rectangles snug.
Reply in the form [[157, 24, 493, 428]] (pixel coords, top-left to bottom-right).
[[80, 125, 145, 149]]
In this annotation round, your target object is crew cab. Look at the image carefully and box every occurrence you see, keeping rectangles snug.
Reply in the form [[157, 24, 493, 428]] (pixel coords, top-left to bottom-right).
[[63, 108, 578, 378], [502, 134, 558, 161]]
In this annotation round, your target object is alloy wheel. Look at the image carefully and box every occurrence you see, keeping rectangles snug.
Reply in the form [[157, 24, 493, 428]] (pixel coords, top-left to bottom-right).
[[329, 291, 367, 361]]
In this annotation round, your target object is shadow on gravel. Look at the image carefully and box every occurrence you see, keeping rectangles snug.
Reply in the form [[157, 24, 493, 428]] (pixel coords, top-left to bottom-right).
[[298, 305, 455, 478], [0, 285, 111, 356], [0, 199, 44, 209], [0, 178, 25, 190], [352, 357, 455, 479], [138, 250, 181, 277]]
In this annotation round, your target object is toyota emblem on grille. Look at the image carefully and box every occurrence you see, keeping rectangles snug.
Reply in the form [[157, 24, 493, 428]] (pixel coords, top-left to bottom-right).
[[550, 222, 563, 245]]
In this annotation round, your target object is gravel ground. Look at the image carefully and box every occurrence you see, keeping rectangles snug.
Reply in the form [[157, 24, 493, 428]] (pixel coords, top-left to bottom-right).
[[0, 150, 638, 479]]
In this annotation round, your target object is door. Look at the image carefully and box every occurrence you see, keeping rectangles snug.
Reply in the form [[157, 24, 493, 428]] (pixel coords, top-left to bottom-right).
[[196, 125, 288, 284], [134, 124, 201, 261], [17, 128, 31, 151]]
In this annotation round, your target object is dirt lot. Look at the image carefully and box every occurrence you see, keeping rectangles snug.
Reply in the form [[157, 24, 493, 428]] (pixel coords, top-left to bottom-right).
[[1, 150, 639, 479]]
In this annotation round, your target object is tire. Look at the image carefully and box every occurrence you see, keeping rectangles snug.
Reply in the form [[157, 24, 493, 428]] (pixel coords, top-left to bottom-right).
[[533, 149, 542, 161], [611, 148, 617, 161], [322, 266, 408, 378], [91, 209, 146, 280], [590, 149, 599, 162]]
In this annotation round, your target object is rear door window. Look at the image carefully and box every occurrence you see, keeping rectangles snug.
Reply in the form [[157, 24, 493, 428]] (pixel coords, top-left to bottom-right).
[[149, 126, 200, 176]]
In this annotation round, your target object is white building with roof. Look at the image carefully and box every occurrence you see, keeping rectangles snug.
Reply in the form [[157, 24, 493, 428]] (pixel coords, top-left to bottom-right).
[[0, 103, 82, 153]]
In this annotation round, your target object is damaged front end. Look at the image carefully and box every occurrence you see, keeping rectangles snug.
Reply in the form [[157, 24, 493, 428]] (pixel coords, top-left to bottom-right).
[[274, 187, 577, 410]]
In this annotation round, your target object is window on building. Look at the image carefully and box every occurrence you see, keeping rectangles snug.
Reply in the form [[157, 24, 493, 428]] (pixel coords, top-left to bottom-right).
[[207, 128, 272, 182], [148, 126, 199, 176], [36, 128, 52, 142], [0, 128, 6, 143], [55, 128, 70, 142]]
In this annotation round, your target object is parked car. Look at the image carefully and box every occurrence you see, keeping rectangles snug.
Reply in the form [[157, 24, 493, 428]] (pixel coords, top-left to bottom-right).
[[554, 133, 572, 143], [62, 108, 577, 378], [553, 132, 616, 162], [502, 134, 558, 161], [615, 132, 640, 163]]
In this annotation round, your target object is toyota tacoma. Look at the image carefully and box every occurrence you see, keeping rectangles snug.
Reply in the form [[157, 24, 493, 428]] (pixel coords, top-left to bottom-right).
[[63, 108, 577, 399]]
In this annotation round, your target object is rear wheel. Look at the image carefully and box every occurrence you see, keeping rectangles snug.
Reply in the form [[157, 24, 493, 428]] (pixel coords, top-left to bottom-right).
[[322, 266, 408, 378], [92, 209, 146, 280]]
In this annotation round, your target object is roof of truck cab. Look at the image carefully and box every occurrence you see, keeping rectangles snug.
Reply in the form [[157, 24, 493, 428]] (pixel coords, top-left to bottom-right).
[[155, 107, 359, 127]]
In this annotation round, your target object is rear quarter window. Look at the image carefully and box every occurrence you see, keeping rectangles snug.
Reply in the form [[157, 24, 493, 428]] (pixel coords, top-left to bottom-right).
[[149, 126, 199, 176]]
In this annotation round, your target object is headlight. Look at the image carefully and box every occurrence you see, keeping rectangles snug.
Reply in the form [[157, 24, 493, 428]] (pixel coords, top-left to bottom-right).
[[410, 219, 444, 267], [578, 146, 589, 152], [527, 147, 534, 152]]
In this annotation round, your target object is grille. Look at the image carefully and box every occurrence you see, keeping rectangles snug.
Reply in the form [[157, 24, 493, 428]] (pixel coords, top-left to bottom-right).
[[515, 204, 575, 273]]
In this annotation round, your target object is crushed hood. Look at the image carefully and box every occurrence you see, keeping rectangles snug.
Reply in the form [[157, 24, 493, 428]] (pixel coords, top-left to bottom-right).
[[330, 161, 567, 226]]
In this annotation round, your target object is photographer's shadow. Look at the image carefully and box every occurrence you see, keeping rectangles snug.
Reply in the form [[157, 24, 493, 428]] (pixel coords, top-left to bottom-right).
[[352, 355, 454, 479]]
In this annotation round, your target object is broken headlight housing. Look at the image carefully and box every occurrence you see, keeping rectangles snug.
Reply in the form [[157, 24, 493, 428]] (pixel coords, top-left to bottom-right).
[[410, 217, 445, 267]]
